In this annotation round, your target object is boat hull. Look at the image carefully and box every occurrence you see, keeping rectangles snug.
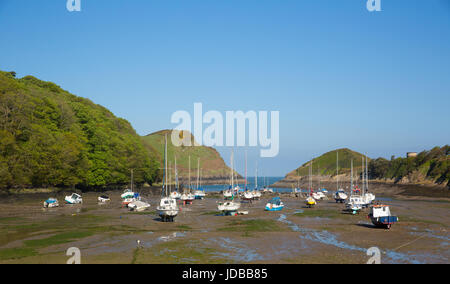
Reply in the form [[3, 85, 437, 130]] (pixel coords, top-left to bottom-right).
[[370, 216, 398, 229]]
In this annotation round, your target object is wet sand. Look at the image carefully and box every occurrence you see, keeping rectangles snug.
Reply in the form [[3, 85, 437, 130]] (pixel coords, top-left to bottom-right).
[[0, 189, 448, 264]]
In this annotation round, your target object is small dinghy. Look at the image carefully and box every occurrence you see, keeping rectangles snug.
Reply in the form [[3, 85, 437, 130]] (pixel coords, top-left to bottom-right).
[[334, 189, 348, 203], [121, 189, 139, 206], [128, 200, 151, 212], [98, 195, 110, 203], [194, 189, 206, 200], [218, 201, 241, 214], [265, 197, 284, 211], [368, 204, 398, 229], [43, 198, 59, 208], [241, 190, 254, 202], [180, 192, 195, 205], [170, 191, 181, 200], [223, 188, 235, 200], [65, 193, 82, 204], [305, 196, 316, 208]]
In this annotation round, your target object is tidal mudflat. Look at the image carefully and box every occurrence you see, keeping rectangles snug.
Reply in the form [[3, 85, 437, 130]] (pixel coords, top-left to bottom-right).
[[0, 189, 448, 264]]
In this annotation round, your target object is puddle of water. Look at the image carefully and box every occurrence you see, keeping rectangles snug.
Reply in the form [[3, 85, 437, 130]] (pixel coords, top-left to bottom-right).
[[209, 237, 264, 262], [158, 232, 186, 242], [277, 214, 427, 264]]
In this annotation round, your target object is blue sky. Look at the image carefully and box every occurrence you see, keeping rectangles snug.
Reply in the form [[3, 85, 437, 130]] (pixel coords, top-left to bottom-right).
[[1, 0, 449, 176]]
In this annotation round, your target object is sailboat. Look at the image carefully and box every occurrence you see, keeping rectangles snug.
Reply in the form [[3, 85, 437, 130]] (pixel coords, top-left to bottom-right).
[[157, 134, 179, 222], [345, 159, 363, 214], [315, 168, 326, 200], [252, 162, 262, 200], [223, 150, 236, 200], [305, 160, 317, 208], [121, 169, 140, 206], [334, 152, 348, 203], [241, 150, 254, 201], [170, 156, 181, 200], [362, 155, 376, 206], [180, 156, 195, 205], [218, 149, 241, 214], [194, 158, 206, 200]]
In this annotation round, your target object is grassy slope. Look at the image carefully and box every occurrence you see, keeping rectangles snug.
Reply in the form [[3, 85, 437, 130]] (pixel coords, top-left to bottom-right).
[[286, 148, 369, 178], [141, 130, 241, 180]]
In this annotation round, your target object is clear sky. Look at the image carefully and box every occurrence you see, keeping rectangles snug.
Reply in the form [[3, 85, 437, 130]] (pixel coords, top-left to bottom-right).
[[1, 0, 449, 176]]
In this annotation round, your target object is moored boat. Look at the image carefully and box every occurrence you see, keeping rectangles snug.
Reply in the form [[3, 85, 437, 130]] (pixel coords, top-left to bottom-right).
[[98, 195, 110, 203], [43, 198, 59, 208], [128, 200, 151, 212], [265, 197, 284, 211], [368, 204, 398, 229], [65, 193, 82, 204], [157, 134, 179, 222]]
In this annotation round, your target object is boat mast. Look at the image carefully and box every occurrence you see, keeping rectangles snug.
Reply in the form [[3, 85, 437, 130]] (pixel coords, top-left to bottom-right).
[[162, 134, 167, 197], [255, 161, 258, 190], [188, 155, 191, 194], [197, 158, 200, 190], [131, 169, 134, 192], [175, 156, 178, 191], [309, 160, 313, 196], [351, 159, 353, 197], [361, 156, 364, 194], [336, 151, 339, 191], [231, 149, 234, 189], [366, 155, 369, 194], [245, 150, 247, 190]]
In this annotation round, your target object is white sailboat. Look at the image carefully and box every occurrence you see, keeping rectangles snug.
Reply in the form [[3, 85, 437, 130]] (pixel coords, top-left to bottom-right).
[[334, 152, 348, 203], [345, 159, 363, 213], [170, 156, 181, 200], [362, 155, 376, 206], [223, 149, 236, 200], [194, 158, 206, 200], [241, 150, 254, 201], [252, 162, 262, 200], [218, 149, 240, 213], [180, 155, 195, 204], [305, 161, 317, 207], [157, 134, 179, 222]]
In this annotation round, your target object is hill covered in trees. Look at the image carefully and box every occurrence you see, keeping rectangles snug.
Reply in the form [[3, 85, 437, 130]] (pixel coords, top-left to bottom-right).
[[273, 147, 449, 189], [0, 71, 159, 192], [141, 130, 243, 184], [368, 146, 449, 186]]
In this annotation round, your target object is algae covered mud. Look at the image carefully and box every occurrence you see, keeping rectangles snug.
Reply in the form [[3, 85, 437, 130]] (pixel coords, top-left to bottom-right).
[[0, 188, 448, 264]]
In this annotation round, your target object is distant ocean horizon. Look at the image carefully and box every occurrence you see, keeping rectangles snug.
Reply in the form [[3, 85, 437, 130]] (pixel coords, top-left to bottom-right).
[[192, 176, 297, 193]]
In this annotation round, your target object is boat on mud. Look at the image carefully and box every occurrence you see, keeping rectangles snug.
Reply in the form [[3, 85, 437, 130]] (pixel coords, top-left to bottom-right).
[[157, 134, 179, 222], [121, 189, 139, 206], [305, 196, 316, 208], [335, 190, 348, 203], [305, 160, 317, 208], [43, 198, 59, 208], [129, 200, 151, 212], [65, 193, 82, 204], [218, 200, 241, 214], [265, 197, 284, 211], [368, 204, 398, 229], [98, 195, 110, 203], [241, 190, 254, 202], [170, 191, 181, 200]]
